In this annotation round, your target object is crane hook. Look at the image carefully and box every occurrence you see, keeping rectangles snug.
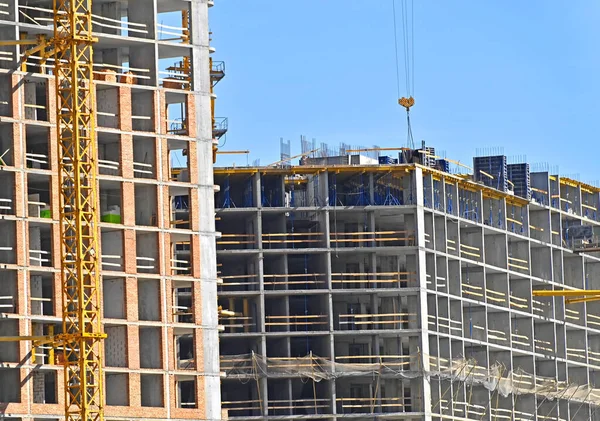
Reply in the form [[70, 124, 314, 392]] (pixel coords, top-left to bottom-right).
[[398, 96, 415, 111]]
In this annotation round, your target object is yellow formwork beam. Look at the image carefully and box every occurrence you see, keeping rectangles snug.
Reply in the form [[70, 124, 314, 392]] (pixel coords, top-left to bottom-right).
[[533, 289, 600, 297], [566, 296, 600, 304]]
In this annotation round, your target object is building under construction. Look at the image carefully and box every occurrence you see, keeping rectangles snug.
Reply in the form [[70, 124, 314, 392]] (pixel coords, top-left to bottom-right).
[[214, 147, 600, 421], [0, 0, 221, 419]]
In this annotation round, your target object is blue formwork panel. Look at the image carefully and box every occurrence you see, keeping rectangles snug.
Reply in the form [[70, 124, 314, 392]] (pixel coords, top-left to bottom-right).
[[473, 155, 508, 192], [507, 163, 531, 200]]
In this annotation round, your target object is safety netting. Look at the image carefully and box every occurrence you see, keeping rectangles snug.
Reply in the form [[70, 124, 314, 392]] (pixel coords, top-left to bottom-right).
[[221, 352, 600, 406]]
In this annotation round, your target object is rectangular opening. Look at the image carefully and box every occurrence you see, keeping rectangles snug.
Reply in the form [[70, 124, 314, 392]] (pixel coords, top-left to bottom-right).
[[0, 74, 11, 116], [97, 86, 119, 128], [173, 283, 193, 323], [0, 172, 14, 215], [23, 80, 48, 121], [32, 370, 57, 404], [177, 378, 196, 408], [0, 220, 16, 264], [141, 374, 163, 407], [0, 270, 17, 313], [103, 278, 125, 319], [91, 0, 153, 38], [130, 45, 157, 86], [0, 123, 13, 166], [133, 136, 156, 178], [170, 188, 190, 229], [156, 8, 190, 44], [135, 184, 157, 226], [160, 57, 191, 93], [31, 323, 57, 364], [138, 278, 160, 321], [30, 273, 54, 316], [132, 89, 154, 131], [139, 326, 162, 369], [0, 320, 19, 362], [27, 173, 51, 218], [101, 228, 123, 271], [168, 138, 190, 181], [136, 231, 158, 274], [100, 180, 122, 225], [98, 132, 121, 176], [0, 368, 20, 402], [106, 373, 129, 406], [104, 326, 128, 367], [171, 235, 191, 275], [176, 332, 194, 369], [166, 100, 189, 134], [25, 125, 50, 170], [28, 223, 52, 267]]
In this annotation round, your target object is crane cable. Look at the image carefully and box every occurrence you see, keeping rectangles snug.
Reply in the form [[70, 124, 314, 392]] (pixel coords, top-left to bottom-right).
[[392, 0, 415, 149]]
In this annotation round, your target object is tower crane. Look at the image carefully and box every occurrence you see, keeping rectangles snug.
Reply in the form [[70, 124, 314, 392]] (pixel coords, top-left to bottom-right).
[[0, 2, 106, 421]]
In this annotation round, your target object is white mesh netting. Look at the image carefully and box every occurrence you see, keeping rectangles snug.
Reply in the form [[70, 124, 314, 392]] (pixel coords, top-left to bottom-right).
[[221, 353, 600, 406]]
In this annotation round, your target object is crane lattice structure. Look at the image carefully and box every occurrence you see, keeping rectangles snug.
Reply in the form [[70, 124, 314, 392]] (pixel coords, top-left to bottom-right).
[[0, 2, 106, 421], [54, 3, 105, 421]]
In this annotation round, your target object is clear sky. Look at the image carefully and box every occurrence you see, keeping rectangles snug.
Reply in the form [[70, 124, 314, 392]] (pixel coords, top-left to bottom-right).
[[209, 1, 600, 182]]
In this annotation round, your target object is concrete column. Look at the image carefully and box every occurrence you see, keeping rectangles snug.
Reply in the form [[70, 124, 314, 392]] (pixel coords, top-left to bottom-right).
[[253, 173, 261, 208], [189, 1, 220, 419], [413, 167, 432, 418]]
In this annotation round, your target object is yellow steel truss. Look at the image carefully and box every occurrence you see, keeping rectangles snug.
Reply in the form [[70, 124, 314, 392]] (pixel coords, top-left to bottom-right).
[[54, 2, 105, 421], [0, 1, 106, 419]]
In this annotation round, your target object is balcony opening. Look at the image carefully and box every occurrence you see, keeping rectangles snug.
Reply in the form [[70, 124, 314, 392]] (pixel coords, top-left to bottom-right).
[[173, 283, 193, 323], [23, 80, 48, 121], [135, 184, 157, 226], [27, 173, 51, 218], [100, 179, 122, 225], [176, 332, 194, 369], [0, 220, 16, 264], [171, 234, 191, 275], [98, 132, 121, 176], [0, 172, 14, 215], [157, 7, 190, 44], [0, 270, 17, 313], [169, 138, 190, 182], [29, 222, 52, 268], [30, 273, 54, 316], [160, 55, 191, 92], [136, 231, 158, 274], [0, 74, 12, 116], [132, 89, 154, 132], [101, 227, 124, 271], [97, 86, 119, 128], [0, 123, 13, 166], [133, 135, 156, 179], [170, 188, 191, 229], [25, 125, 50, 170]]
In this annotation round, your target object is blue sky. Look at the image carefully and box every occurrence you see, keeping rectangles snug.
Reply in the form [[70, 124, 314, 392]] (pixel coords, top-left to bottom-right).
[[209, 1, 600, 182]]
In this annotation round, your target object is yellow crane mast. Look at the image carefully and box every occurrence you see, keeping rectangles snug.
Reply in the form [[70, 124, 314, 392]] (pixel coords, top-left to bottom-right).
[[53, 3, 105, 421], [0, 1, 105, 421]]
